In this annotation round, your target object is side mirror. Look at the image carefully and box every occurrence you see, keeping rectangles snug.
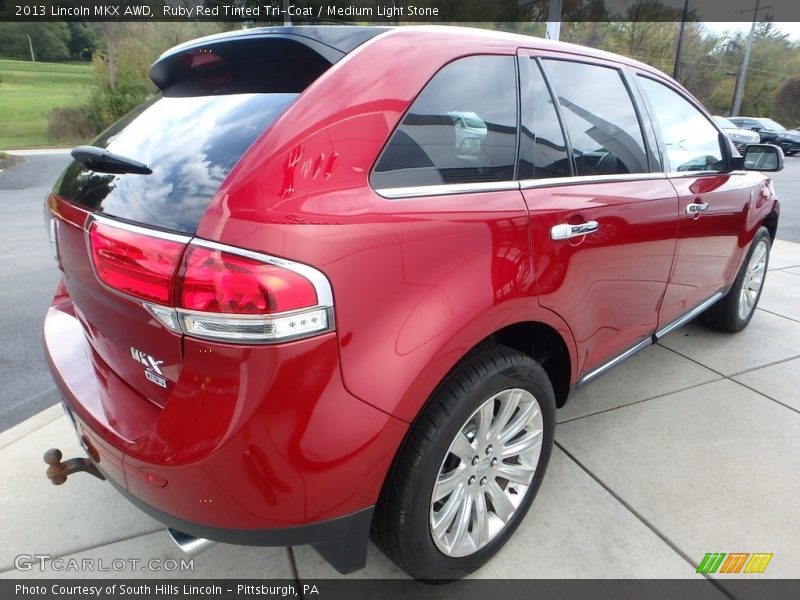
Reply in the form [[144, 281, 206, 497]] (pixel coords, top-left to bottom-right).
[[749, 126, 762, 132], [733, 144, 784, 172]]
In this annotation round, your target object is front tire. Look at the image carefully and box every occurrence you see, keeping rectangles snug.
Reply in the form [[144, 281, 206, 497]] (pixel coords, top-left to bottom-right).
[[701, 226, 771, 332], [372, 345, 555, 581]]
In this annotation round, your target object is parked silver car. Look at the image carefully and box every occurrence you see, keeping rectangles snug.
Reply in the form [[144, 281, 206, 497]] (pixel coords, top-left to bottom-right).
[[714, 116, 761, 152]]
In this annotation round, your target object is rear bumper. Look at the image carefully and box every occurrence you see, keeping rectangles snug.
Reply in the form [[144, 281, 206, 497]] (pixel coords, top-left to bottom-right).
[[106, 469, 374, 573], [43, 282, 407, 566]]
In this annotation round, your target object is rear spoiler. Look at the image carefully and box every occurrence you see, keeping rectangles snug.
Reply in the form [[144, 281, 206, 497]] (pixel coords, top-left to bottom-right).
[[149, 26, 389, 96]]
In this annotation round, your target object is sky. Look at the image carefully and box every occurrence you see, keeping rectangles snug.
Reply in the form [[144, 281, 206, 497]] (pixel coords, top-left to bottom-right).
[[701, 22, 800, 41]]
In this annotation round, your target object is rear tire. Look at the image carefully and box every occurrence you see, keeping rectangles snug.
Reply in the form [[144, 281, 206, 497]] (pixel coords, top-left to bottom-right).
[[701, 227, 771, 332], [372, 344, 555, 581]]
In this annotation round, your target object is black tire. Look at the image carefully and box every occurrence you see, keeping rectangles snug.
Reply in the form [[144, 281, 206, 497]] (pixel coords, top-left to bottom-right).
[[785, 151, 796, 157], [372, 344, 556, 581], [701, 226, 771, 332]]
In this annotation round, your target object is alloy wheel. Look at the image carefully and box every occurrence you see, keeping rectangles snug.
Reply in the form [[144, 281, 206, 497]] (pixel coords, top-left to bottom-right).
[[738, 239, 768, 321], [429, 388, 544, 557]]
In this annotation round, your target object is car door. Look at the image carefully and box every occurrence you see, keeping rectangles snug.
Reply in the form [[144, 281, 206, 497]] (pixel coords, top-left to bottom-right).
[[634, 74, 752, 331], [517, 52, 679, 382]]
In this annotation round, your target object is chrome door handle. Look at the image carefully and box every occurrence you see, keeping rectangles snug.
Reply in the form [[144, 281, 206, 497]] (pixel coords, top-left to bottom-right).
[[550, 221, 599, 240], [686, 202, 709, 215]]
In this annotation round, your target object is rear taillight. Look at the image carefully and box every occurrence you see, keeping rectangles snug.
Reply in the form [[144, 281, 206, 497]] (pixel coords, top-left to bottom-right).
[[86, 216, 333, 343], [179, 245, 318, 314], [89, 220, 185, 304]]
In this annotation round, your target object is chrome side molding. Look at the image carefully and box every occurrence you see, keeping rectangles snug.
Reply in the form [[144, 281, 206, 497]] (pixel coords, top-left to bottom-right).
[[577, 337, 653, 387], [654, 292, 724, 340], [577, 290, 726, 387]]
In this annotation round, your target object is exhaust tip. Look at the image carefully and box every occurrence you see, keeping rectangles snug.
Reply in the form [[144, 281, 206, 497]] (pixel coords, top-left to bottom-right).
[[167, 528, 216, 557]]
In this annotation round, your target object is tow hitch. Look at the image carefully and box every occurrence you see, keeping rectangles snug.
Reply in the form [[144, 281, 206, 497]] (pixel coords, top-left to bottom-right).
[[44, 448, 105, 485]]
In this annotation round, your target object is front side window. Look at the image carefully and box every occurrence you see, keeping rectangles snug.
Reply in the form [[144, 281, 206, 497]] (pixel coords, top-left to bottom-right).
[[541, 59, 649, 176], [371, 55, 518, 189], [638, 76, 725, 173]]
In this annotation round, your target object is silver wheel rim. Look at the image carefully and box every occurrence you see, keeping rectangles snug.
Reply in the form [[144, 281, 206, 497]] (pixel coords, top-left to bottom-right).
[[429, 388, 543, 557], [738, 239, 768, 321]]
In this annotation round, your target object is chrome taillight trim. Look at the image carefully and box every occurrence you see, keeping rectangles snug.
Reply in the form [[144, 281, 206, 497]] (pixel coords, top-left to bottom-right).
[[85, 213, 193, 244]]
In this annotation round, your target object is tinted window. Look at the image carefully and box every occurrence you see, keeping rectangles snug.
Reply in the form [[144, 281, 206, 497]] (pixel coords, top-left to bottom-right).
[[542, 60, 648, 176], [756, 118, 785, 131], [371, 56, 518, 189], [638, 77, 724, 173], [55, 93, 296, 234], [714, 116, 737, 129], [518, 59, 571, 180]]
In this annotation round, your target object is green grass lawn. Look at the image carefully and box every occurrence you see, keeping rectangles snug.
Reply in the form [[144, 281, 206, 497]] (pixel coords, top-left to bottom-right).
[[0, 58, 91, 149]]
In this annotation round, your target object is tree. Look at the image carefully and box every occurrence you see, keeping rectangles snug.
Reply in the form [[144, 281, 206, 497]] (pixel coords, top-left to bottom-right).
[[0, 22, 71, 60], [772, 76, 800, 127], [85, 22, 234, 130], [66, 22, 99, 60]]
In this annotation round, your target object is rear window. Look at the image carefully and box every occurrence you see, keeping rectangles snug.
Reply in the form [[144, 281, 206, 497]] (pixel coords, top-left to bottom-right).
[[55, 93, 296, 234]]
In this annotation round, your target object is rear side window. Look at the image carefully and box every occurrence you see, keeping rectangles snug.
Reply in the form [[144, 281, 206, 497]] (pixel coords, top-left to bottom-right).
[[542, 60, 648, 176], [55, 93, 296, 234], [371, 55, 518, 190], [518, 59, 571, 180], [637, 76, 724, 173]]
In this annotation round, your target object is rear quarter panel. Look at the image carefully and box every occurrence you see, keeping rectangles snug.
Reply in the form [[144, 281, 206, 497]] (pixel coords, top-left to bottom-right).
[[197, 30, 578, 422]]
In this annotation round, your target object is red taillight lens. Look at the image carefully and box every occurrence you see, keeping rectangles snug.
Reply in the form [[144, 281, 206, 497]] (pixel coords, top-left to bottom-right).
[[178, 246, 318, 314], [89, 221, 184, 304], [86, 217, 332, 343]]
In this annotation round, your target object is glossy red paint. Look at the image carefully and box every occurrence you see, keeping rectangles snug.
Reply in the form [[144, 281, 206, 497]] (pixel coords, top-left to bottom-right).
[[524, 178, 678, 376], [43, 26, 780, 552], [197, 29, 583, 420], [659, 173, 751, 325], [45, 291, 407, 528], [52, 199, 182, 409]]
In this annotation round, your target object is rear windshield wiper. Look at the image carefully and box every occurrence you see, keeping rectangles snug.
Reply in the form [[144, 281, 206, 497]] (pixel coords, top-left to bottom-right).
[[71, 146, 152, 175]]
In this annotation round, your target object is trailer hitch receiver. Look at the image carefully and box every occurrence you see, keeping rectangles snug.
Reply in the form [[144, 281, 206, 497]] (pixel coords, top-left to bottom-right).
[[44, 448, 105, 485]]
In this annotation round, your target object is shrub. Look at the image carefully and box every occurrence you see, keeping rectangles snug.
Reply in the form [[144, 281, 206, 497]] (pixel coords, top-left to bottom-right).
[[85, 82, 152, 132], [772, 76, 800, 128], [46, 106, 97, 143]]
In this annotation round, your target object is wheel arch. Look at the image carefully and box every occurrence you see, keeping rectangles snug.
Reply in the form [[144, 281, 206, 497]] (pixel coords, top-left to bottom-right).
[[394, 315, 577, 424], [763, 209, 779, 243], [489, 322, 572, 408]]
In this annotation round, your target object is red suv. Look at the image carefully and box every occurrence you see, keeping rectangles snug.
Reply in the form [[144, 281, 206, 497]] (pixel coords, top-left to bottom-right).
[[43, 26, 782, 580]]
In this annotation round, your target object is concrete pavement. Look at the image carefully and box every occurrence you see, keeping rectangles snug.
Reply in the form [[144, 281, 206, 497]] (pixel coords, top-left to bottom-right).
[[1, 241, 799, 587]]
